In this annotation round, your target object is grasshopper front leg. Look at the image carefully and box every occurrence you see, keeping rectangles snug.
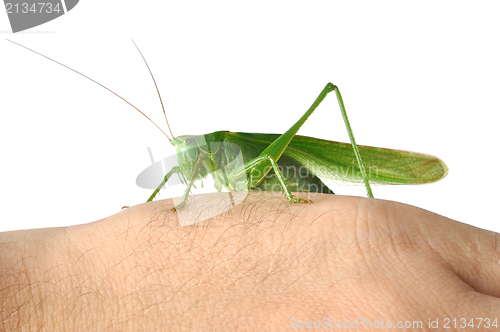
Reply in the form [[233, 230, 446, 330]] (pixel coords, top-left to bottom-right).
[[147, 166, 182, 202], [173, 154, 205, 209], [148, 154, 206, 210]]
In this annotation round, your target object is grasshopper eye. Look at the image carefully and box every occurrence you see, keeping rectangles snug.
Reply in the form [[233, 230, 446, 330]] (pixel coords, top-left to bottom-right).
[[182, 137, 191, 146]]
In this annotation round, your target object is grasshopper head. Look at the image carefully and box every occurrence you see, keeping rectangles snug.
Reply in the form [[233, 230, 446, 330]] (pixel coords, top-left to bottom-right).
[[171, 135, 206, 168]]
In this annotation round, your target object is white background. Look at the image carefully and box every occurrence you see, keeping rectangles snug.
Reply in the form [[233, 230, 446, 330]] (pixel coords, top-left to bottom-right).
[[0, 1, 499, 232]]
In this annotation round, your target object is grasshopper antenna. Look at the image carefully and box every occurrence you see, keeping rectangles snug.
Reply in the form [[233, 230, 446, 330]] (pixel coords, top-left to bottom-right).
[[131, 39, 175, 140], [6, 39, 172, 141]]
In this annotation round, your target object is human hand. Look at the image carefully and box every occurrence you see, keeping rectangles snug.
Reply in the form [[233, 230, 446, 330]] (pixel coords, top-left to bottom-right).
[[1, 193, 499, 331]]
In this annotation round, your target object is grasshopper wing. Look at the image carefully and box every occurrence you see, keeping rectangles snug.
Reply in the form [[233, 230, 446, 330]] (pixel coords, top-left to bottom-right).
[[224, 132, 448, 186]]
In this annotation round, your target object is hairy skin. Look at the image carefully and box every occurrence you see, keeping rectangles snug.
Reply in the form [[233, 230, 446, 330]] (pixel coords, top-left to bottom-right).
[[1, 193, 499, 331]]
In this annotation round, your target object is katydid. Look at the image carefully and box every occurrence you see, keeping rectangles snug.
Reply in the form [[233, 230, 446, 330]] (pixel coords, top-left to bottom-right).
[[8, 40, 449, 210]]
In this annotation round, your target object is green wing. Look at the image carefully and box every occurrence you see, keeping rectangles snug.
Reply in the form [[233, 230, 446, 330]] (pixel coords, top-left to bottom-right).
[[223, 132, 448, 185]]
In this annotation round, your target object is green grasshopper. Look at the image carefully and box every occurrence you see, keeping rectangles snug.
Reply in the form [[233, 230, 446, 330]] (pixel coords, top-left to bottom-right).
[[9, 40, 448, 210], [156, 85, 448, 209]]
